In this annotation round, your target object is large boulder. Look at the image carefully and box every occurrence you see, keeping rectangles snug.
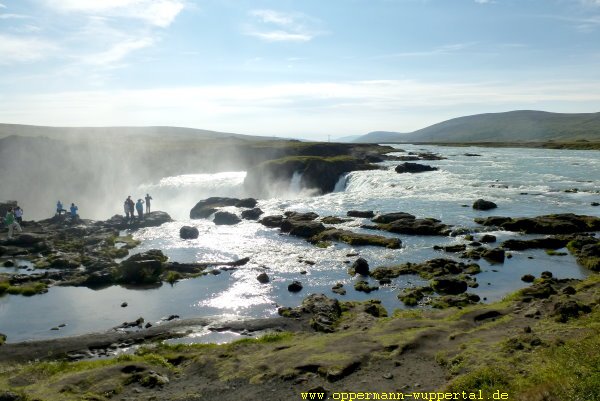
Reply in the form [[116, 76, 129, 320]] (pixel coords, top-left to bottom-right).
[[349, 257, 370, 276], [311, 229, 401, 249], [190, 197, 240, 219], [374, 215, 450, 236], [372, 212, 415, 224], [213, 211, 241, 225], [395, 163, 438, 174], [241, 208, 263, 220], [116, 250, 167, 284], [476, 214, 600, 234], [347, 210, 375, 218], [431, 276, 468, 295], [179, 226, 199, 239], [473, 199, 498, 211], [259, 215, 284, 228], [235, 198, 258, 208]]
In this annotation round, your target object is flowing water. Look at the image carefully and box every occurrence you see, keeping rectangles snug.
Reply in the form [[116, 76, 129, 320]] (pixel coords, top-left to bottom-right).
[[1, 145, 598, 343]]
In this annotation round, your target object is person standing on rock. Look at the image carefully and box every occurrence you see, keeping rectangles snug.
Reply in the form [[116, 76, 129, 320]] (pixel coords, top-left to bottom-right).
[[145, 193, 152, 213], [5, 208, 22, 239], [56, 201, 65, 215], [70, 203, 78, 219], [14, 206, 23, 226], [136, 199, 144, 220], [124, 197, 131, 220], [128, 197, 135, 221]]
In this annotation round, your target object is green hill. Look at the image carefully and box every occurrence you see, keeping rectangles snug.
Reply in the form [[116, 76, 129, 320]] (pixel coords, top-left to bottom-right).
[[354, 110, 600, 143]]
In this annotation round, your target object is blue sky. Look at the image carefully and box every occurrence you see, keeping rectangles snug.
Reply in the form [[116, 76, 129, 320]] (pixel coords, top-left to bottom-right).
[[1, 0, 600, 139]]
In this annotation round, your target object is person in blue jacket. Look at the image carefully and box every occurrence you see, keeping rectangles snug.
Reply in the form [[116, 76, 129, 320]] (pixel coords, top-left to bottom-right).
[[136, 199, 144, 220], [70, 203, 78, 218]]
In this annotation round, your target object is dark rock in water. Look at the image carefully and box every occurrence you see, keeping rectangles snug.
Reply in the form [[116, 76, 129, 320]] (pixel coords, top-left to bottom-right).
[[501, 237, 568, 250], [520, 281, 557, 299], [562, 286, 576, 295], [592, 202, 600, 206], [145, 322, 152, 328], [3, 260, 14, 267], [473, 199, 497, 211], [213, 211, 241, 225], [354, 280, 379, 293], [479, 234, 496, 243], [288, 281, 303, 292], [241, 208, 263, 220], [81, 271, 114, 288], [371, 258, 480, 281], [433, 244, 467, 253], [349, 257, 370, 276], [259, 215, 284, 228], [481, 248, 505, 264], [0, 332, 6, 345], [332, 283, 346, 295], [117, 250, 167, 285], [540, 271, 553, 279], [395, 162, 438, 174], [372, 212, 415, 224], [398, 286, 433, 306], [417, 152, 446, 160], [235, 198, 258, 208], [475, 214, 600, 234], [347, 210, 375, 218], [311, 228, 401, 249], [395, 155, 420, 161], [321, 216, 351, 224], [464, 153, 481, 157], [179, 226, 199, 239], [256, 272, 270, 284], [190, 197, 240, 219], [431, 276, 468, 295], [521, 274, 535, 283], [375, 215, 450, 236], [284, 211, 319, 221], [281, 219, 326, 238], [121, 302, 128, 307]]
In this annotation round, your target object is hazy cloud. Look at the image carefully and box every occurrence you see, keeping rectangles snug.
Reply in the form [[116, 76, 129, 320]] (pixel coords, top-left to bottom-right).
[[41, 0, 185, 27], [82, 37, 154, 66], [246, 9, 321, 42], [0, 34, 58, 64]]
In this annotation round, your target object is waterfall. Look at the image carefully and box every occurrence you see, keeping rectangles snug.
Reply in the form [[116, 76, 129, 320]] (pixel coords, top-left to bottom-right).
[[333, 174, 347, 192], [289, 171, 303, 193]]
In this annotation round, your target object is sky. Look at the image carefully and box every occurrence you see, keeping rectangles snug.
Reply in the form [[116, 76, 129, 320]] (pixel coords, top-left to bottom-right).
[[1, 0, 600, 139]]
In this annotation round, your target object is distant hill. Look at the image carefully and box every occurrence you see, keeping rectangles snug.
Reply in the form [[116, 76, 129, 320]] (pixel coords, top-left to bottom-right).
[[353, 110, 600, 143], [0, 124, 279, 142]]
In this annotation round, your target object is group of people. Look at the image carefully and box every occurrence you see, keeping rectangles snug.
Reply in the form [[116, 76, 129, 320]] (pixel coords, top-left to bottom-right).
[[124, 194, 152, 221], [4, 206, 23, 239], [56, 201, 79, 218]]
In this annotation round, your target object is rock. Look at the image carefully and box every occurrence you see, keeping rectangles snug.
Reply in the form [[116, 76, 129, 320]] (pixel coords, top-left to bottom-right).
[[374, 215, 450, 236], [311, 228, 401, 249], [475, 214, 600, 234], [145, 322, 152, 328], [371, 258, 480, 280], [473, 199, 498, 211], [562, 286, 576, 295], [354, 280, 379, 293], [372, 212, 415, 224], [332, 283, 346, 295], [0, 391, 23, 401], [81, 271, 115, 288], [481, 248, 505, 264], [321, 216, 351, 224], [190, 197, 240, 219], [3, 233, 46, 247], [350, 258, 370, 276], [302, 294, 342, 332], [288, 281, 303, 292], [121, 302, 128, 307], [553, 300, 591, 322], [479, 234, 496, 243], [395, 162, 438, 174], [3, 260, 14, 267], [520, 281, 557, 299], [241, 208, 263, 220], [281, 219, 326, 238], [398, 286, 433, 306], [179, 226, 199, 239], [259, 215, 284, 228], [347, 210, 375, 218], [116, 250, 167, 285], [501, 237, 568, 250], [464, 153, 481, 157], [521, 274, 535, 283], [592, 202, 599, 206], [235, 198, 258, 208], [256, 273, 270, 284], [429, 293, 480, 308], [540, 271, 553, 279], [137, 211, 172, 228], [430, 277, 468, 295], [433, 244, 467, 253], [213, 211, 241, 225]]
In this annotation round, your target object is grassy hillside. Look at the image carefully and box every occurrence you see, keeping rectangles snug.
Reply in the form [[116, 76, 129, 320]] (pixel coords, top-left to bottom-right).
[[354, 110, 600, 144]]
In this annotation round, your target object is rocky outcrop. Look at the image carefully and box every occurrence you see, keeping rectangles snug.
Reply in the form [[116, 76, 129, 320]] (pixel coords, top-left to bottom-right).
[[179, 226, 199, 239], [103, 211, 172, 229], [347, 210, 375, 218], [370, 258, 481, 281], [394, 162, 438, 174], [244, 156, 379, 197], [501, 237, 569, 250], [190, 197, 257, 219], [475, 214, 600, 234], [369, 213, 451, 236], [310, 229, 401, 249], [280, 212, 325, 238], [349, 258, 370, 276], [116, 250, 167, 285], [430, 276, 468, 295], [241, 208, 263, 220], [213, 211, 241, 225], [473, 199, 497, 210]]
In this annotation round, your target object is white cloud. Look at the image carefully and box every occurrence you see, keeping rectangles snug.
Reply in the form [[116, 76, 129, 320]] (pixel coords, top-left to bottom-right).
[[475, 0, 493, 4], [0, 34, 58, 64], [3, 79, 600, 137], [375, 42, 478, 58], [0, 3, 6, 8], [582, 0, 600, 6], [82, 37, 154, 66], [41, 0, 185, 27], [0, 13, 30, 19], [246, 9, 321, 43]]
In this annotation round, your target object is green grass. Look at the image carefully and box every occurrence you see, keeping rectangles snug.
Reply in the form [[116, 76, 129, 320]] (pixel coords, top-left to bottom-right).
[[1, 282, 47, 296]]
